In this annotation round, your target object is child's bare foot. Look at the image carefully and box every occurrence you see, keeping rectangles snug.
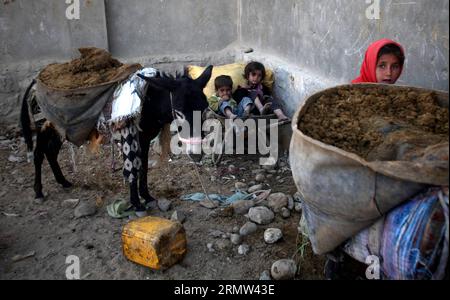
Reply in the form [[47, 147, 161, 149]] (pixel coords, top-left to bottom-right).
[[259, 103, 272, 115], [242, 105, 253, 119], [274, 109, 291, 123], [224, 108, 238, 120], [228, 113, 238, 120]]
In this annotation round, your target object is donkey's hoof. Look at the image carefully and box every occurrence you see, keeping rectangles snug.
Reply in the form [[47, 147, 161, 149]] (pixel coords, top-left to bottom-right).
[[34, 197, 45, 204], [132, 204, 148, 218], [134, 209, 148, 218], [140, 192, 156, 204], [61, 181, 73, 189]]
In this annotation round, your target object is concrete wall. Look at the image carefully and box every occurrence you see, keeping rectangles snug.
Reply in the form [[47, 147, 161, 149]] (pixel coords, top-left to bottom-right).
[[0, 0, 108, 64], [239, 0, 449, 114], [105, 0, 238, 58]]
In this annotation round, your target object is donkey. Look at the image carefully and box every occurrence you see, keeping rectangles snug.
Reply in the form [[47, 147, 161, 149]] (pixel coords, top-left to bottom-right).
[[20, 66, 213, 216]]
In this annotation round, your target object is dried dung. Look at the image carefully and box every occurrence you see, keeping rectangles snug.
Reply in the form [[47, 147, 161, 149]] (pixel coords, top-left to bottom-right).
[[299, 86, 449, 161], [39, 47, 139, 90]]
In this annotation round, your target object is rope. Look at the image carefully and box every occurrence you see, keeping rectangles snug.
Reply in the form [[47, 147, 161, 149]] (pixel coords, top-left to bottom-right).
[[192, 162, 216, 207]]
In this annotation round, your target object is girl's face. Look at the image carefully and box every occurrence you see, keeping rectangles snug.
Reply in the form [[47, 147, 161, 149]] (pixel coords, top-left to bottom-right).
[[217, 86, 232, 100], [376, 54, 402, 84], [248, 70, 263, 87]]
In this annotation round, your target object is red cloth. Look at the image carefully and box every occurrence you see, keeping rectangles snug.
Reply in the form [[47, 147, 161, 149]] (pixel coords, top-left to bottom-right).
[[352, 39, 405, 84]]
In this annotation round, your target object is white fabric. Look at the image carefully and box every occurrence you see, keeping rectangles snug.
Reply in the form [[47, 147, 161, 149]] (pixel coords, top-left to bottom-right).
[[110, 68, 158, 123]]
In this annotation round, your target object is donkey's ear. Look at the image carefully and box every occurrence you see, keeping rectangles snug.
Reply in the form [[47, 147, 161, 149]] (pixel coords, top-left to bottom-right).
[[138, 74, 180, 91], [194, 65, 213, 89]]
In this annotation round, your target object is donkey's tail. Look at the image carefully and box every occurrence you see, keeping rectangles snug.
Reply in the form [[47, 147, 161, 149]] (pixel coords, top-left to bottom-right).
[[20, 79, 37, 157]]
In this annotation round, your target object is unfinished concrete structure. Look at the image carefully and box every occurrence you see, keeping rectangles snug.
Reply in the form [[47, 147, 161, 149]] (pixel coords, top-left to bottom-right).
[[1, 0, 448, 123]]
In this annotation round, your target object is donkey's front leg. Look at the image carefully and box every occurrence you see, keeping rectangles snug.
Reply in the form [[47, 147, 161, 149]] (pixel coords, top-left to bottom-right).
[[129, 178, 147, 217], [138, 130, 158, 204]]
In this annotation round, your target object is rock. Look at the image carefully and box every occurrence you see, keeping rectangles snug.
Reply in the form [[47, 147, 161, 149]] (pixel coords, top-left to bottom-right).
[[295, 202, 302, 213], [239, 222, 258, 236], [264, 228, 283, 244], [74, 201, 97, 219], [266, 174, 273, 179], [267, 170, 278, 174], [255, 174, 266, 182], [268, 193, 289, 213], [238, 244, 250, 255], [215, 239, 232, 251], [248, 184, 264, 194], [146, 200, 158, 210], [207, 243, 215, 253], [235, 182, 248, 191], [271, 259, 298, 280], [281, 208, 291, 219], [248, 181, 256, 186], [278, 179, 285, 184], [248, 207, 275, 225], [287, 196, 294, 211], [232, 226, 240, 234], [232, 200, 255, 215], [170, 211, 186, 223], [279, 162, 287, 168], [210, 176, 217, 182], [230, 234, 242, 245], [157, 198, 171, 212], [263, 164, 276, 171], [259, 270, 272, 280]]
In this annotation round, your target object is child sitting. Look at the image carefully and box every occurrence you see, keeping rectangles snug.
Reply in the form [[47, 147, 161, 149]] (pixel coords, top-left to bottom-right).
[[234, 61, 290, 122], [352, 38, 405, 84], [208, 75, 254, 119]]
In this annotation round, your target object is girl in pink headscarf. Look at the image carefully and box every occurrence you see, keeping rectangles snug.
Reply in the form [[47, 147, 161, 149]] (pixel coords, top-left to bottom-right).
[[352, 38, 405, 84]]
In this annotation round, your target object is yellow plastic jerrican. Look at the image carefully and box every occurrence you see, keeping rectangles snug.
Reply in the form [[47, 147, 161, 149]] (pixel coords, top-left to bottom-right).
[[122, 217, 187, 270]]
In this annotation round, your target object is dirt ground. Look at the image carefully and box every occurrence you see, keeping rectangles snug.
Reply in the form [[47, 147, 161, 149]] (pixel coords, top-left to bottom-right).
[[0, 125, 328, 280]]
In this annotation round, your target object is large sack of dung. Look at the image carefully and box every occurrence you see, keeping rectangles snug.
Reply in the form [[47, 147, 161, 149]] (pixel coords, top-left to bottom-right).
[[290, 84, 449, 255], [35, 48, 141, 146]]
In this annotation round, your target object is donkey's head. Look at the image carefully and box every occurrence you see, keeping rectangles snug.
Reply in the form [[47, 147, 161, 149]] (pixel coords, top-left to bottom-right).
[[138, 65, 213, 162]]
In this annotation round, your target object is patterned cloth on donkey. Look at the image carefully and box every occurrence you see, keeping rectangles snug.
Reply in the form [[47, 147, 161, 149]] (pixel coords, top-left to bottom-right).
[[98, 68, 158, 183]]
